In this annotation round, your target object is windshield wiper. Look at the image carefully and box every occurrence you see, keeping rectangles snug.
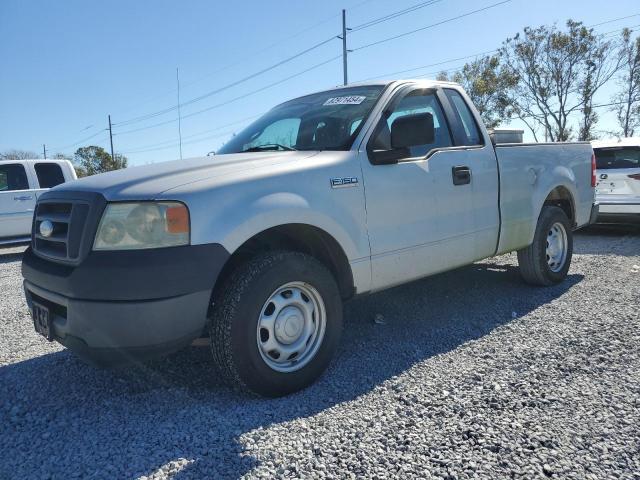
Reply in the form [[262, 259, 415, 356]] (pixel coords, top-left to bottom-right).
[[241, 143, 297, 153]]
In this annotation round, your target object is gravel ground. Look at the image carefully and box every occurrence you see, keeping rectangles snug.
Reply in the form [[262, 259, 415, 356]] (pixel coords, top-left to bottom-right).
[[1, 226, 639, 479]]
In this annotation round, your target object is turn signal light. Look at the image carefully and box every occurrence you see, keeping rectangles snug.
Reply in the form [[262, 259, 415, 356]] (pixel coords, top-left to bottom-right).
[[591, 152, 596, 187], [166, 205, 190, 233]]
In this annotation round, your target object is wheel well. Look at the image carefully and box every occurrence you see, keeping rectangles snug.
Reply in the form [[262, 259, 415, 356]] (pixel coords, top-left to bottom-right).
[[215, 224, 355, 300], [543, 186, 575, 225]]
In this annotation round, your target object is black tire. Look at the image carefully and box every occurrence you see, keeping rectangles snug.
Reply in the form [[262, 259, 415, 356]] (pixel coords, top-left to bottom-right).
[[209, 250, 343, 397], [517, 206, 573, 286]]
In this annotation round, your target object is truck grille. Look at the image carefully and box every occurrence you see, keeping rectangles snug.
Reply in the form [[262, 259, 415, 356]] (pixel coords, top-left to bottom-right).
[[33, 200, 91, 262]]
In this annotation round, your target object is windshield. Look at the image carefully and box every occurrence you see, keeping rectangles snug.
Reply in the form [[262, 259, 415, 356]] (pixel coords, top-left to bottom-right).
[[594, 147, 640, 169], [217, 85, 385, 154]]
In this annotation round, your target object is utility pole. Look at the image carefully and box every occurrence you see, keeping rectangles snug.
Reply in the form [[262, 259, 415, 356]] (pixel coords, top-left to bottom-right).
[[341, 9, 348, 86], [176, 67, 183, 160], [42, 144, 47, 159], [108, 115, 115, 162]]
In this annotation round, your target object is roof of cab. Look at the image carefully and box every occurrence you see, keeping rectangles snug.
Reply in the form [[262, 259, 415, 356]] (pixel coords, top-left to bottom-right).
[[592, 137, 640, 149], [277, 79, 463, 107], [0, 159, 72, 164], [321, 78, 461, 91]]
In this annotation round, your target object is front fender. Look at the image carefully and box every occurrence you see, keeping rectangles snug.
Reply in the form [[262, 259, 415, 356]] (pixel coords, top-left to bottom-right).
[[219, 192, 364, 259], [187, 184, 370, 263]]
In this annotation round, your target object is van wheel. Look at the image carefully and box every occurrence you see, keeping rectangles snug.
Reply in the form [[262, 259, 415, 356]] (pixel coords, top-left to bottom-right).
[[209, 251, 343, 397], [517, 206, 573, 286]]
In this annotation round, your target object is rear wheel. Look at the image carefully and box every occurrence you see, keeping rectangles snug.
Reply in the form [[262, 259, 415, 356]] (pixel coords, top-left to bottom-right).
[[517, 206, 573, 286], [209, 251, 342, 397]]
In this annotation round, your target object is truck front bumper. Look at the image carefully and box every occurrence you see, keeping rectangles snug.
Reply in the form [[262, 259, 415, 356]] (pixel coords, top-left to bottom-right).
[[21, 244, 229, 366]]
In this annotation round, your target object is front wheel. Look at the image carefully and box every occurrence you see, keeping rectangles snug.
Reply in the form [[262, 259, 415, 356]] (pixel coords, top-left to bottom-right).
[[209, 251, 343, 397], [517, 206, 573, 286]]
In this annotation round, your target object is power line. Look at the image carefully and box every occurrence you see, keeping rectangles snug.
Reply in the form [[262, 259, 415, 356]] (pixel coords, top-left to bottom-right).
[[114, 36, 338, 127], [117, 114, 261, 152], [589, 13, 640, 28], [352, 0, 513, 52], [415, 64, 466, 79], [350, 0, 442, 32], [355, 16, 640, 83], [50, 129, 108, 151], [355, 49, 499, 82], [46, 1, 489, 147], [110, 0, 387, 129], [114, 54, 341, 136], [101, 9, 355, 122], [113, 117, 179, 136], [121, 129, 238, 155], [602, 23, 640, 37]]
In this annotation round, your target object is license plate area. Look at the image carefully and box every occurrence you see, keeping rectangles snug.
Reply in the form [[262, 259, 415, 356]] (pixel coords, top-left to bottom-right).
[[32, 301, 53, 341]]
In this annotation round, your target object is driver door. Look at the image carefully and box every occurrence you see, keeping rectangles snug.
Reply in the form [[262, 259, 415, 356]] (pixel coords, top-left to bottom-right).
[[359, 87, 478, 291]]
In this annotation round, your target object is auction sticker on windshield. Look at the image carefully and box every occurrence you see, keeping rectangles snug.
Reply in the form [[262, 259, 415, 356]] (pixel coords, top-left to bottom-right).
[[323, 96, 367, 106]]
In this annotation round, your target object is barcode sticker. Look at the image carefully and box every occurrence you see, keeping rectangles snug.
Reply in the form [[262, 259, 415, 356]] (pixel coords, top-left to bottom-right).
[[323, 95, 367, 106]]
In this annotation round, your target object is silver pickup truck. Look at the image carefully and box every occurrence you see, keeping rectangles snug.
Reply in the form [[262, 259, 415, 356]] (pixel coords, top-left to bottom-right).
[[21, 80, 597, 396]]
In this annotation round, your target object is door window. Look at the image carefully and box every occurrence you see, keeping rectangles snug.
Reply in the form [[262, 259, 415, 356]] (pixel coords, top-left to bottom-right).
[[369, 89, 452, 159], [34, 163, 66, 188], [0, 164, 30, 191], [444, 89, 483, 146]]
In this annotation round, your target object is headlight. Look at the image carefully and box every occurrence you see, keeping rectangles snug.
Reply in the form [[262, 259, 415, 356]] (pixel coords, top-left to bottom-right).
[[93, 202, 190, 251]]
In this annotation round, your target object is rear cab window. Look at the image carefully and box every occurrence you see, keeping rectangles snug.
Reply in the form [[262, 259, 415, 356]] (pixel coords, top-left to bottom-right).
[[0, 163, 30, 191], [594, 147, 640, 170], [34, 163, 66, 188]]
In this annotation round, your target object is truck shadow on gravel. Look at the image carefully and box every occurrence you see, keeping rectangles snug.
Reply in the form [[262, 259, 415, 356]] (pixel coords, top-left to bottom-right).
[[0, 260, 583, 479]]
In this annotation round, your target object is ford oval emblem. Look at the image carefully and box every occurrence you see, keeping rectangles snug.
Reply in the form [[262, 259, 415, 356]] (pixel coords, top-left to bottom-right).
[[39, 220, 54, 238]]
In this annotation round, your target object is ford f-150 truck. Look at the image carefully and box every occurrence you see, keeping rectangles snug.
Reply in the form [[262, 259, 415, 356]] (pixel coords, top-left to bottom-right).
[[21, 80, 597, 396]]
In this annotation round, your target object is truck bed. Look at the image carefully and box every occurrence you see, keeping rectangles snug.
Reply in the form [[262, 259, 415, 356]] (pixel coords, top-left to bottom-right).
[[494, 142, 594, 255]]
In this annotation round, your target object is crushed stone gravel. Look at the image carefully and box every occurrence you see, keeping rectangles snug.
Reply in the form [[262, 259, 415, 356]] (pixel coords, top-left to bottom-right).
[[1, 226, 639, 479]]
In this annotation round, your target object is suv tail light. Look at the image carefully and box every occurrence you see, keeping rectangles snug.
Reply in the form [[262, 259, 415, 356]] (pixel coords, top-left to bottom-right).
[[628, 173, 640, 180], [591, 152, 596, 187]]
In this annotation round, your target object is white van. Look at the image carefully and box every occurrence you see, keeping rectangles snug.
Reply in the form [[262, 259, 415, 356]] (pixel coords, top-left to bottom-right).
[[0, 159, 77, 244]]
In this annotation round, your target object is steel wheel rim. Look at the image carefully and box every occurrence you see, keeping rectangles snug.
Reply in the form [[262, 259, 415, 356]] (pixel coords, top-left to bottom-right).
[[546, 222, 568, 272], [256, 281, 326, 373]]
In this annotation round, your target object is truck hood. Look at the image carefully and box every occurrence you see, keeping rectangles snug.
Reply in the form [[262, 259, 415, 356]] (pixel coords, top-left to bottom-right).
[[53, 151, 318, 200]]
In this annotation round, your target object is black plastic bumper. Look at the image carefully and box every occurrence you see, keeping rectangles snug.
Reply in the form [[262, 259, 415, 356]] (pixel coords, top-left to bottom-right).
[[22, 243, 230, 365], [589, 203, 600, 225]]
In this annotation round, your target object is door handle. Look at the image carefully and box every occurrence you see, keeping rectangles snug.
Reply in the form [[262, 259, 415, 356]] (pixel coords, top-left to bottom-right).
[[14, 195, 33, 201], [452, 166, 471, 186]]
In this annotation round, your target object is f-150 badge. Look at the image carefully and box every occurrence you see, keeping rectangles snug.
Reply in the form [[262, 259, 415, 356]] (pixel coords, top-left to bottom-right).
[[330, 177, 359, 189]]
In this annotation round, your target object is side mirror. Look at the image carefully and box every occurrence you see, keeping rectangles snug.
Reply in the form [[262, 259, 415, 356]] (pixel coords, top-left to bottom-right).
[[391, 112, 434, 149]]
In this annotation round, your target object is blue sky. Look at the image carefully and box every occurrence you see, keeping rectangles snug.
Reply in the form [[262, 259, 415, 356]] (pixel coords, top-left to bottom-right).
[[1, 0, 638, 165]]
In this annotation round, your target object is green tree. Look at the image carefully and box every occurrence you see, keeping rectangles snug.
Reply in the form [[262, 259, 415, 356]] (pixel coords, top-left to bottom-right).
[[437, 55, 518, 129], [52, 153, 87, 178], [500, 20, 620, 141], [74, 146, 127, 176], [612, 28, 640, 137]]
